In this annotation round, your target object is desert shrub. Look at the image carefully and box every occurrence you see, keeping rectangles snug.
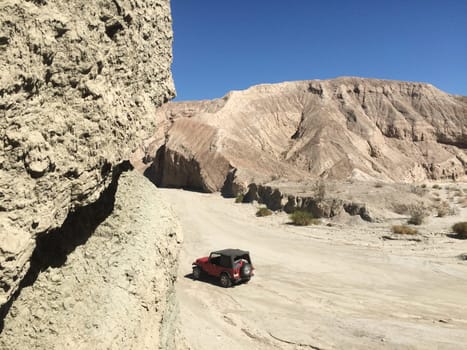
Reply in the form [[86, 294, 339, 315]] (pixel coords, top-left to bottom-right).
[[374, 182, 384, 188], [452, 222, 467, 238], [432, 184, 441, 189], [393, 203, 409, 215], [410, 185, 427, 197], [421, 184, 427, 188], [436, 201, 451, 217], [432, 196, 441, 202], [289, 210, 320, 226], [235, 193, 244, 203], [256, 207, 272, 217], [392, 225, 418, 235], [407, 203, 429, 225]]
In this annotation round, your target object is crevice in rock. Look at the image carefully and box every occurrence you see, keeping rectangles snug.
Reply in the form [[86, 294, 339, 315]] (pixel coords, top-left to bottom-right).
[[0, 161, 133, 333], [0, 37, 9, 46], [105, 20, 124, 40], [291, 112, 305, 140], [25, 0, 47, 5], [436, 137, 467, 149], [308, 83, 323, 97], [112, 0, 123, 16]]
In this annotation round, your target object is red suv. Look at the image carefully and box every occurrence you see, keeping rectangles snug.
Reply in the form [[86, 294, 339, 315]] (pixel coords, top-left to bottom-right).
[[192, 249, 254, 288]]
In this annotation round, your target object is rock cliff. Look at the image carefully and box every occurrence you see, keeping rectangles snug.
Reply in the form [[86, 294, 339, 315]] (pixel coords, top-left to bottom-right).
[[141, 78, 466, 194], [0, 170, 184, 349], [1, 0, 174, 327]]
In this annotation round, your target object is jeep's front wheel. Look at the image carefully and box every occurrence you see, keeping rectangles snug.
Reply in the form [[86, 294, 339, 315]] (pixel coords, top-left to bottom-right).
[[219, 273, 232, 288], [192, 266, 202, 280]]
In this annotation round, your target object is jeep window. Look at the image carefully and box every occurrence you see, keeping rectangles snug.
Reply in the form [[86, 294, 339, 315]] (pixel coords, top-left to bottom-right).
[[209, 253, 222, 266], [234, 254, 251, 264], [219, 255, 232, 268]]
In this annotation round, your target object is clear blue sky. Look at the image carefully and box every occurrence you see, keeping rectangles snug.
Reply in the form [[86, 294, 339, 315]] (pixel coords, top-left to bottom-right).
[[170, 0, 467, 101]]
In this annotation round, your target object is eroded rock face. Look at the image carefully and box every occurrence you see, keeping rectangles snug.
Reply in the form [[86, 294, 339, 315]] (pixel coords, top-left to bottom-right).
[[0, 171, 184, 349], [1, 0, 174, 309], [140, 78, 466, 194]]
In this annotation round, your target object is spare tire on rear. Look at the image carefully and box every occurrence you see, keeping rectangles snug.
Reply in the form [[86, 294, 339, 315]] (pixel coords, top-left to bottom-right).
[[240, 263, 252, 278]]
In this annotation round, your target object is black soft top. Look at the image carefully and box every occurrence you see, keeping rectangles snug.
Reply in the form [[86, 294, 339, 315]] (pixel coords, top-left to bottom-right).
[[211, 249, 249, 257], [210, 249, 252, 267]]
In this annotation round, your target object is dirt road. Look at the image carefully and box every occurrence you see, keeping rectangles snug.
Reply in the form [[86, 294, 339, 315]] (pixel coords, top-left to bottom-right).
[[161, 189, 467, 350]]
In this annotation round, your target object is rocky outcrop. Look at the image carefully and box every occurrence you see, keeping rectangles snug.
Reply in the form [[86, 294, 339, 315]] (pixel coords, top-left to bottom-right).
[[144, 118, 232, 192], [0, 170, 184, 349], [243, 183, 376, 222], [1, 0, 174, 317], [140, 78, 466, 194]]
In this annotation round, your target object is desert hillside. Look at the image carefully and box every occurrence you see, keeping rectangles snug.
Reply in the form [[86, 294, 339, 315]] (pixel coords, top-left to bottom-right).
[[140, 78, 466, 194]]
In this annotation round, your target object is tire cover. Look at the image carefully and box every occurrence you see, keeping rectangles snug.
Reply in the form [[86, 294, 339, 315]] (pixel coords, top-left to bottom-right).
[[241, 263, 251, 277]]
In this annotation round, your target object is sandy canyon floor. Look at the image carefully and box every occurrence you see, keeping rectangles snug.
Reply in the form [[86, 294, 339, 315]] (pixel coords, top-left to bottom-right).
[[161, 186, 467, 350]]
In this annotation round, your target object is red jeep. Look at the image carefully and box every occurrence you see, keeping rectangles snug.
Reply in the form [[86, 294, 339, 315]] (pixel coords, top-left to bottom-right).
[[192, 249, 254, 288]]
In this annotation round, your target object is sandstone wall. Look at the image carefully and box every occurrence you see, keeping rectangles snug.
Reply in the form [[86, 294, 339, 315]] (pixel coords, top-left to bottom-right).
[[0, 0, 174, 312]]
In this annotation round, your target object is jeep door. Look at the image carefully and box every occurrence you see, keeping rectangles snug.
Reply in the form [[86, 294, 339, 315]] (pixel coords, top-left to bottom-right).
[[207, 253, 223, 276]]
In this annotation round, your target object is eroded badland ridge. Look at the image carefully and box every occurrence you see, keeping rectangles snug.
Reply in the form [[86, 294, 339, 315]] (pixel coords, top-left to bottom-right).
[[1, 0, 182, 347], [141, 78, 466, 195]]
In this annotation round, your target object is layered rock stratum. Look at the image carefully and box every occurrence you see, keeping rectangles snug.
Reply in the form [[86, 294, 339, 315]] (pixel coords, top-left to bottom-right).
[[141, 78, 466, 195], [0, 0, 175, 334]]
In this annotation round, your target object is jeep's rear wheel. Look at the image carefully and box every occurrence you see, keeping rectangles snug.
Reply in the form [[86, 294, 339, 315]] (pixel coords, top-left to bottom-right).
[[219, 273, 232, 288], [192, 266, 202, 280]]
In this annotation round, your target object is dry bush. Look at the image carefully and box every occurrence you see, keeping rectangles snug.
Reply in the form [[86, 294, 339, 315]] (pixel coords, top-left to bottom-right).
[[410, 185, 427, 197], [235, 193, 244, 203], [432, 184, 441, 189], [256, 207, 272, 217], [432, 196, 441, 202], [452, 222, 467, 238], [392, 225, 418, 235], [374, 182, 384, 188], [289, 210, 320, 226], [407, 203, 429, 225], [393, 203, 409, 215], [436, 201, 451, 217]]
